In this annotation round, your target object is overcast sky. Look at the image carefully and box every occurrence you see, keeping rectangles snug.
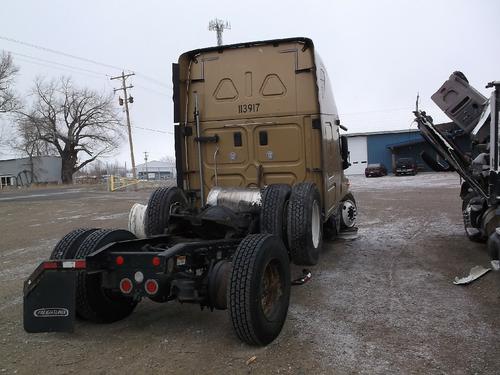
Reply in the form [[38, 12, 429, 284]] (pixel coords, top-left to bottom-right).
[[1, 0, 499, 165]]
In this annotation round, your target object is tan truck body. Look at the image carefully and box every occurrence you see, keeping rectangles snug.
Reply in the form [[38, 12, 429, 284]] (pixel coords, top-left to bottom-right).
[[174, 37, 349, 219]]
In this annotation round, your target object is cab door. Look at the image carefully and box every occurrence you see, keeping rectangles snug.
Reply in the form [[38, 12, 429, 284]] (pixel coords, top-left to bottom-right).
[[321, 120, 342, 216]]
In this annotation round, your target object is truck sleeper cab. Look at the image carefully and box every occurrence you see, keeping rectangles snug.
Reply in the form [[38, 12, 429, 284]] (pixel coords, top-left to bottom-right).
[[174, 37, 351, 218]]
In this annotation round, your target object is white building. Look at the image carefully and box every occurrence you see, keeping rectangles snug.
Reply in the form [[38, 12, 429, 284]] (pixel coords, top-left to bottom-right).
[[0, 156, 61, 188], [135, 160, 175, 180]]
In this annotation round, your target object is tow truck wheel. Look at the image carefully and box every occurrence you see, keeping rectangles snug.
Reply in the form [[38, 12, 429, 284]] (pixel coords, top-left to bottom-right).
[[75, 229, 138, 323], [50, 228, 98, 260], [287, 182, 322, 266], [260, 184, 291, 241], [462, 192, 487, 243], [488, 230, 500, 260], [340, 193, 357, 229], [145, 186, 188, 236], [229, 234, 291, 346]]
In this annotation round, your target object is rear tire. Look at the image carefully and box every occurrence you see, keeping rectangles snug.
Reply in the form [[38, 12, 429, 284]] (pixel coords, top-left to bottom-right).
[[75, 229, 138, 323], [488, 230, 500, 260], [50, 228, 98, 260], [462, 192, 487, 243], [287, 183, 322, 266], [145, 186, 188, 236], [260, 184, 291, 242], [228, 234, 291, 346]]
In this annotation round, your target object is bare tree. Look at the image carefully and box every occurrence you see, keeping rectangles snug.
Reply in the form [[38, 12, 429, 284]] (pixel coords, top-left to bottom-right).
[[9, 117, 54, 178], [0, 52, 19, 113], [0, 52, 19, 153], [18, 77, 124, 183]]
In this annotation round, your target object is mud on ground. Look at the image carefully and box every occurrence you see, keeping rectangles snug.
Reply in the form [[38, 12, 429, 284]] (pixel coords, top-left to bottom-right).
[[0, 173, 499, 374]]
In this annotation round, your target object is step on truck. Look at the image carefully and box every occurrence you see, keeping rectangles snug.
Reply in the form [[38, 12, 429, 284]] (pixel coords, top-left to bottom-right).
[[23, 37, 358, 345], [414, 72, 500, 260]]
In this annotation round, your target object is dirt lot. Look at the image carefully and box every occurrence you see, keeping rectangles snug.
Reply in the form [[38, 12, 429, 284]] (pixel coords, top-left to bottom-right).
[[1, 173, 499, 374]]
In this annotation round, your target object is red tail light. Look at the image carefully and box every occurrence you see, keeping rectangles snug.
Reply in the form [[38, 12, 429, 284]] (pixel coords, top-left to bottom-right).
[[119, 278, 133, 294], [73, 260, 86, 269], [116, 256, 125, 266], [152, 256, 161, 267], [145, 279, 159, 295], [43, 261, 58, 269]]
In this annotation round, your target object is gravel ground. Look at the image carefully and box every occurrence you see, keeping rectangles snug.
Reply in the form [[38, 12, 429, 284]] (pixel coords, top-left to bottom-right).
[[0, 173, 499, 374]]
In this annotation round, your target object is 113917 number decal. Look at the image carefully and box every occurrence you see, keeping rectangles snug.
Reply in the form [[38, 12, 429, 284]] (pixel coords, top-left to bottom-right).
[[238, 103, 260, 114]]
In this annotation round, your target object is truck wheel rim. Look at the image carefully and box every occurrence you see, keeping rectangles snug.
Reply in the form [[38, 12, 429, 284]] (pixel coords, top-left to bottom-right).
[[312, 200, 321, 248], [261, 260, 283, 320], [342, 200, 357, 228]]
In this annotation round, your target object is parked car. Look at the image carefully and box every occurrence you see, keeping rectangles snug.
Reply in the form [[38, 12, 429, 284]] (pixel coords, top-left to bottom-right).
[[395, 157, 418, 175], [365, 163, 388, 177]]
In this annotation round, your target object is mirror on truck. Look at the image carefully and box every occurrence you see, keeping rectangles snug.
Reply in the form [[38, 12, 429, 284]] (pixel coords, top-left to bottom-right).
[[340, 135, 350, 170]]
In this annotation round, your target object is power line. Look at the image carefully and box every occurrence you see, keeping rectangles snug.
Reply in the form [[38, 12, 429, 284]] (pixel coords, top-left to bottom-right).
[[5, 50, 108, 78], [3, 48, 171, 99], [0, 35, 124, 71], [135, 73, 171, 89], [0, 35, 170, 88], [12, 55, 106, 81], [127, 124, 173, 135], [134, 84, 171, 97]]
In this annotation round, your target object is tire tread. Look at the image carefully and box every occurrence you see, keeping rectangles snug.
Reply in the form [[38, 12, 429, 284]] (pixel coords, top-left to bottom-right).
[[260, 184, 291, 240], [75, 229, 137, 322], [229, 234, 268, 345], [287, 183, 321, 265], [50, 228, 97, 260]]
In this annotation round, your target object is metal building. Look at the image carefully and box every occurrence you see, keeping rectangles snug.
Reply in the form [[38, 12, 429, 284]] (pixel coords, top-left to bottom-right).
[[0, 156, 61, 188], [345, 124, 467, 175], [136, 160, 175, 180]]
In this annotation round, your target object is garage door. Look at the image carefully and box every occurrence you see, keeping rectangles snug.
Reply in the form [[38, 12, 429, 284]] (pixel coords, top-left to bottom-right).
[[345, 136, 368, 175]]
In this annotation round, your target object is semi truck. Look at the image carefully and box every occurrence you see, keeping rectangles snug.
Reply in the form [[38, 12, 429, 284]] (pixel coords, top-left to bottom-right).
[[23, 37, 357, 346], [414, 72, 500, 260]]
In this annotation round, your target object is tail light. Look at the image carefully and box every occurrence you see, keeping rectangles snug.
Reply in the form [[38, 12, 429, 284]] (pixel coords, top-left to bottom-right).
[[119, 278, 133, 294], [145, 279, 159, 295], [152, 256, 161, 267], [115, 256, 125, 266]]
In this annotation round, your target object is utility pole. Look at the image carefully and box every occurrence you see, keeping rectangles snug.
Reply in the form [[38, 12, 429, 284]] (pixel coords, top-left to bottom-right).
[[208, 19, 231, 46], [110, 71, 137, 179], [144, 151, 149, 180]]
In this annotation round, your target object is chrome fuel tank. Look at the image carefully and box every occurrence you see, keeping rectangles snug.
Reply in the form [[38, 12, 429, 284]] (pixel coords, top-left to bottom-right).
[[206, 187, 261, 213]]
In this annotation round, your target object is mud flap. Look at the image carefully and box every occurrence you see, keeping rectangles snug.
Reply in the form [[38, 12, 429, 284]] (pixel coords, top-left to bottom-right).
[[23, 269, 77, 333]]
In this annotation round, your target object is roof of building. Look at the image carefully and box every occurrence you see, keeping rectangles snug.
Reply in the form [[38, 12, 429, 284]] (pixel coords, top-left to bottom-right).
[[386, 138, 426, 149], [346, 122, 457, 138], [136, 160, 174, 173], [0, 155, 60, 163], [346, 129, 420, 137]]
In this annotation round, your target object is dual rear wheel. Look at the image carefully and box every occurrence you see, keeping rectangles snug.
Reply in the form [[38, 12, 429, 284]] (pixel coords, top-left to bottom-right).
[[50, 228, 138, 323], [260, 182, 323, 266]]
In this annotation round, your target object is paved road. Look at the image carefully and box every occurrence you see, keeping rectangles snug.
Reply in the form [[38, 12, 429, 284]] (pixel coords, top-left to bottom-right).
[[0, 187, 100, 202]]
